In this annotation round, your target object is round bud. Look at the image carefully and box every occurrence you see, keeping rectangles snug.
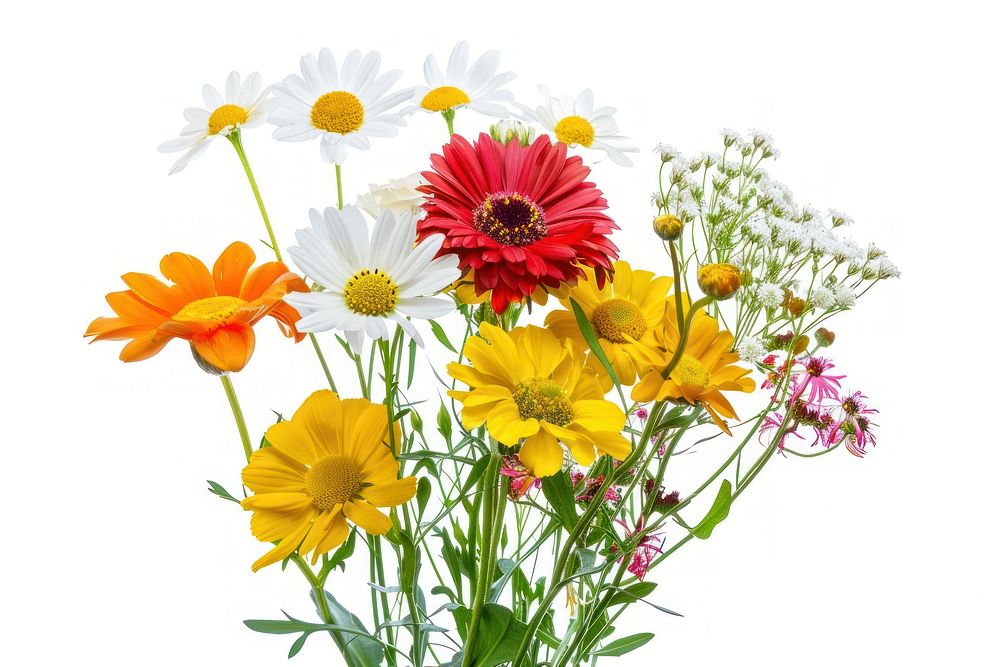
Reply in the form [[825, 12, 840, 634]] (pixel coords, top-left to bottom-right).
[[816, 327, 836, 347], [697, 263, 742, 300], [653, 214, 684, 241], [786, 296, 806, 317]]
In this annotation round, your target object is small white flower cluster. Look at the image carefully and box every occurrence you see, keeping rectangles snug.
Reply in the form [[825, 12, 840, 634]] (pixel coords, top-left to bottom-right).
[[755, 282, 785, 308], [736, 337, 768, 363]]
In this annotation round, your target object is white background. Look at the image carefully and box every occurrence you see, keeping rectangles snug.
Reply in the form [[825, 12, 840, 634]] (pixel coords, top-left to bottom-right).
[[2, 1, 997, 664]]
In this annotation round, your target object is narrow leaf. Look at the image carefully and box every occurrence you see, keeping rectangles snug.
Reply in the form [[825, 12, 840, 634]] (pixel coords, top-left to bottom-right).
[[691, 479, 733, 539]]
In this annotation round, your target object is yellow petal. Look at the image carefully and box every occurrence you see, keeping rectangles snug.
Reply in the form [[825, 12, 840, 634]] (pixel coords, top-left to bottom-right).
[[518, 430, 565, 477], [344, 500, 394, 534], [250, 515, 312, 572], [363, 477, 418, 507], [570, 399, 626, 432], [486, 400, 538, 445]]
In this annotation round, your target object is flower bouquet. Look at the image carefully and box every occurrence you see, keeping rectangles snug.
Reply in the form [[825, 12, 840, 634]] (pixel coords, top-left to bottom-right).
[[86, 42, 898, 666]]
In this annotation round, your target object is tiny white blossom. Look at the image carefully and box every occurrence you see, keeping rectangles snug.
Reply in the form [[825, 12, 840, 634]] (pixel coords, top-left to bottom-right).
[[736, 337, 768, 363], [832, 283, 856, 308], [747, 217, 772, 242], [756, 282, 785, 308], [810, 286, 837, 310], [722, 128, 742, 146], [876, 256, 901, 279], [828, 209, 854, 227], [654, 143, 680, 162]]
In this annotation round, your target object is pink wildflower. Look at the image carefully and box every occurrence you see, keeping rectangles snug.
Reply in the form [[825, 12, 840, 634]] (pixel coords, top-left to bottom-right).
[[793, 356, 845, 403], [612, 518, 663, 581], [500, 455, 541, 500]]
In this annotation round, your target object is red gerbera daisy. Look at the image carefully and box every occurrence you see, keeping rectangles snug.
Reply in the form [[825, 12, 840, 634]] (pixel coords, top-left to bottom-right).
[[417, 132, 619, 313]]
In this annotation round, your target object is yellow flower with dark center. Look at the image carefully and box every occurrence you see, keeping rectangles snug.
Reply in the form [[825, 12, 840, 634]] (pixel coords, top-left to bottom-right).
[[632, 296, 755, 435], [448, 324, 630, 477], [240, 390, 415, 572], [545, 261, 672, 386]]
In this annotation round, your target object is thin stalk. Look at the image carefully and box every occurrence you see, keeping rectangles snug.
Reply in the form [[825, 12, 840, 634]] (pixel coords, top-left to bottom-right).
[[335, 164, 344, 209], [461, 446, 503, 667], [220, 375, 252, 463], [226, 131, 337, 393], [227, 132, 281, 261]]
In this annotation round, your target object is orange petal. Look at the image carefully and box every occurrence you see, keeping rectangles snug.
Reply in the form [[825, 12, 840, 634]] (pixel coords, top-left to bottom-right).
[[121, 272, 186, 313], [159, 251, 214, 301], [241, 261, 301, 301], [119, 333, 172, 362], [191, 324, 255, 372], [213, 242, 256, 297]]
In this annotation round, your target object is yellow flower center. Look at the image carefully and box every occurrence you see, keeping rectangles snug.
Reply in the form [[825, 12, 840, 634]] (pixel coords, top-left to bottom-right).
[[512, 378, 574, 427], [344, 269, 398, 316], [208, 104, 249, 135], [311, 91, 365, 134], [421, 86, 471, 112], [673, 354, 711, 391], [591, 298, 647, 344], [174, 295, 247, 322], [554, 115, 595, 147], [305, 455, 363, 511]]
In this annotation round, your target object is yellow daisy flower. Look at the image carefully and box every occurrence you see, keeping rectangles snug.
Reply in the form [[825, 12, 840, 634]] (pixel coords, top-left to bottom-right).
[[241, 390, 415, 572], [545, 261, 673, 387], [632, 299, 755, 435], [448, 323, 630, 477]]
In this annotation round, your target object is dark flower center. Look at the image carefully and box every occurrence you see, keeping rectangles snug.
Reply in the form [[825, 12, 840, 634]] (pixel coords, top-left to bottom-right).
[[473, 191, 547, 246]]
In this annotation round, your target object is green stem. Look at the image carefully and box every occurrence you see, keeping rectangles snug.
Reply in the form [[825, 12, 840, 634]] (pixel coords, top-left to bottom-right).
[[220, 375, 252, 463], [308, 333, 338, 393], [442, 109, 456, 136], [227, 132, 338, 393], [511, 402, 666, 667], [227, 132, 281, 261], [462, 445, 503, 667], [335, 164, 344, 209]]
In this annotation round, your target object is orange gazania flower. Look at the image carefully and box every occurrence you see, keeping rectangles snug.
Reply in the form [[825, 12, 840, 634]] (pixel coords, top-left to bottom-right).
[[85, 241, 308, 373]]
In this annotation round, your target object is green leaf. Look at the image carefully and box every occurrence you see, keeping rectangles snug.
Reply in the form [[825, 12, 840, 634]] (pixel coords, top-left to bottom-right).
[[406, 337, 417, 389], [468, 603, 529, 667], [429, 319, 458, 353], [243, 619, 303, 635], [288, 632, 310, 658], [541, 471, 578, 532], [462, 455, 491, 495], [311, 591, 384, 665], [590, 632, 655, 657], [206, 480, 240, 503], [691, 479, 733, 539], [569, 298, 627, 405], [416, 477, 432, 517], [607, 581, 657, 607]]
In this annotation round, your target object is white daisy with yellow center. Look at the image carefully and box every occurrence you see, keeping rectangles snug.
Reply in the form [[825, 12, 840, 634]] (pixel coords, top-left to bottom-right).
[[158, 71, 277, 175], [285, 205, 460, 351], [518, 86, 639, 167], [402, 41, 515, 119], [269, 49, 413, 165]]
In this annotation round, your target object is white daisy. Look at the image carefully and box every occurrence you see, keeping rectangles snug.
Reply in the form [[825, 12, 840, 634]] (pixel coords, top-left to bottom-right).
[[269, 49, 412, 165], [519, 86, 639, 166], [157, 71, 276, 175], [285, 205, 460, 352], [402, 41, 515, 119]]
